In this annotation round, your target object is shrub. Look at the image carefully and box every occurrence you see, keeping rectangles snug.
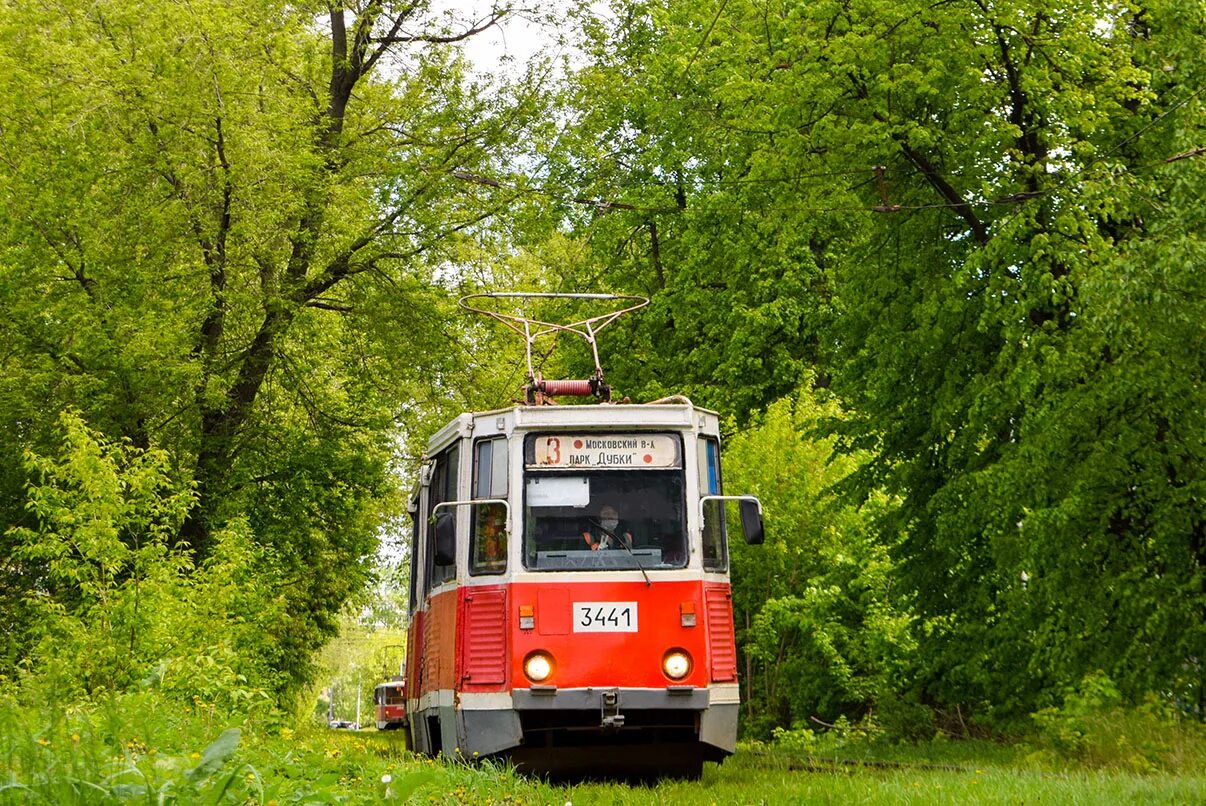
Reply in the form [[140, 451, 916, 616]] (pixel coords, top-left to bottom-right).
[[1030, 672, 1206, 772], [726, 392, 917, 738], [7, 412, 281, 712]]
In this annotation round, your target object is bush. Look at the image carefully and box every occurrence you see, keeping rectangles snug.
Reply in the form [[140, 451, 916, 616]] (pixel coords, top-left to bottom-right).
[[772, 714, 884, 756], [6, 412, 282, 711], [1030, 672, 1206, 772], [875, 691, 937, 742], [727, 392, 917, 737]]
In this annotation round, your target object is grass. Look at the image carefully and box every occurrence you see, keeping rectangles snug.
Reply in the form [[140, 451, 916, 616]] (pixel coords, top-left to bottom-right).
[[2, 691, 1205, 804], [279, 731, 1206, 805]]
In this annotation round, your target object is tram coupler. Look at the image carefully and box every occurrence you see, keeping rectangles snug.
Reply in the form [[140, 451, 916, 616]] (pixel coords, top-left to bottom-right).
[[600, 689, 625, 730]]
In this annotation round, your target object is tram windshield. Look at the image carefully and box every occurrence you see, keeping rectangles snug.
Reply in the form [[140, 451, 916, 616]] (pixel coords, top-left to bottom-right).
[[374, 683, 405, 705], [522, 433, 687, 571]]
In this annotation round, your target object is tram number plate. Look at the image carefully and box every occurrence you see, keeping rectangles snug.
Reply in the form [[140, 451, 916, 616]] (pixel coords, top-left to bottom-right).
[[573, 602, 638, 632]]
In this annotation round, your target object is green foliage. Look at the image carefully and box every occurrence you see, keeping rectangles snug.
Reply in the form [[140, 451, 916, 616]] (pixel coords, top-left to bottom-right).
[[556, 0, 1206, 730], [0, 686, 530, 804], [4, 682, 1206, 803], [0, 687, 261, 804], [0, 0, 553, 696], [8, 412, 281, 711], [1029, 673, 1206, 773], [10, 410, 194, 695], [770, 715, 885, 757], [724, 390, 915, 736]]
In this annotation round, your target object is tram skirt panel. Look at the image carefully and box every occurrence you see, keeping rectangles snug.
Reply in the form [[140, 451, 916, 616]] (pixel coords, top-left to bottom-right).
[[457, 705, 524, 758]]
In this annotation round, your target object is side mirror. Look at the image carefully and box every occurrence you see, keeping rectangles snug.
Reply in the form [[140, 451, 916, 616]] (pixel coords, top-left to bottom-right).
[[433, 511, 456, 566], [740, 499, 764, 545]]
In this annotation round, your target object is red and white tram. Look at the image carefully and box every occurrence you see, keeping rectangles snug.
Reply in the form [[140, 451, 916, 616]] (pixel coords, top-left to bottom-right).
[[373, 678, 407, 730], [402, 295, 763, 779]]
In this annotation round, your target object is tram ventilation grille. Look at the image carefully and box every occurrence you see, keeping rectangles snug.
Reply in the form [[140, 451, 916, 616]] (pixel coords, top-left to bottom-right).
[[705, 587, 737, 682], [462, 589, 508, 687]]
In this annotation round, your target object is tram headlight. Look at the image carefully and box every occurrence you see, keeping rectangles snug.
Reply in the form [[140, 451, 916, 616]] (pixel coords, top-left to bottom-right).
[[524, 651, 554, 683], [662, 649, 692, 680]]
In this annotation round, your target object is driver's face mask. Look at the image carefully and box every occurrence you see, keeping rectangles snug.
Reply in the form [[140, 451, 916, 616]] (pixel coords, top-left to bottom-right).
[[601, 518, 619, 531]]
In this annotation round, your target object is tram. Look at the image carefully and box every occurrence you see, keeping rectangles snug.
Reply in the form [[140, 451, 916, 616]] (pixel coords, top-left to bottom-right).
[[373, 679, 407, 730], [403, 294, 763, 779]]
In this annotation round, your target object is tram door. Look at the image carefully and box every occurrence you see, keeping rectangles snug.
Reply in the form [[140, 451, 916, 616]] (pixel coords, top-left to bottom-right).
[[414, 441, 461, 754]]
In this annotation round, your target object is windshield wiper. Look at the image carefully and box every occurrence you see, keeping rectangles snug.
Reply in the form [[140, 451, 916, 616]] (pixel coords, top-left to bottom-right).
[[589, 518, 651, 587]]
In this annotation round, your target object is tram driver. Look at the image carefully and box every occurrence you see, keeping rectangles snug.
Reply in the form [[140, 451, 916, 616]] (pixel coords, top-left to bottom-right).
[[581, 504, 634, 551]]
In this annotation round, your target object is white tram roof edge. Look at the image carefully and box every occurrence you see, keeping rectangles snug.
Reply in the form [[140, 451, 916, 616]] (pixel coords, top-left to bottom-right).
[[423, 401, 722, 454]]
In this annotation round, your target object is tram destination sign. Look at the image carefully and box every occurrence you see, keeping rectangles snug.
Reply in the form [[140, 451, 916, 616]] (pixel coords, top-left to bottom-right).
[[530, 434, 679, 470]]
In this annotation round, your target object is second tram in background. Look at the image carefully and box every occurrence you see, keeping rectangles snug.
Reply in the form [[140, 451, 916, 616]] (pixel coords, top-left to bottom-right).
[[372, 679, 407, 731], [402, 294, 763, 779]]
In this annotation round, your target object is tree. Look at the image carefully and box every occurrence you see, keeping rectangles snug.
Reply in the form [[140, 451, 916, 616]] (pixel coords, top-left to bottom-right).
[[555, 0, 1205, 724], [726, 391, 914, 737], [0, 0, 550, 691]]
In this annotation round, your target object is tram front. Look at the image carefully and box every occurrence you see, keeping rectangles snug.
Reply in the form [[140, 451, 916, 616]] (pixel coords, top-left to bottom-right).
[[506, 421, 762, 779], [408, 295, 764, 780]]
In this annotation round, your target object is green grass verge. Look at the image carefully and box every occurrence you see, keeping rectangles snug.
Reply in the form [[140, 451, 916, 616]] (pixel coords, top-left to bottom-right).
[[2, 691, 1205, 804]]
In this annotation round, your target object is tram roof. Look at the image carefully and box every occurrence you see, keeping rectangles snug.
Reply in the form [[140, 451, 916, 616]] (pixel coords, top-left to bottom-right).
[[374, 678, 405, 689], [424, 400, 721, 453]]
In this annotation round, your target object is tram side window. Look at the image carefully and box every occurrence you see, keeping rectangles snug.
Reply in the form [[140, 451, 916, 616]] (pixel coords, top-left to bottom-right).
[[699, 436, 728, 571], [425, 445, 460, 592], [407, 499, 420, 614], [470, 437, 508, 576]]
